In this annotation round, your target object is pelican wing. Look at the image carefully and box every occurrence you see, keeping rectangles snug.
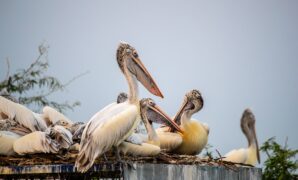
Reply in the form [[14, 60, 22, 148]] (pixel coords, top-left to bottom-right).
[[46, 125, 73, 149], [0, 131, 21, 156], [223, 148, 248, 164], [80, 102, 117, 141], [0, 96, 47, 132], [76, 102, 139, 172], [13, 131, 59, 155]]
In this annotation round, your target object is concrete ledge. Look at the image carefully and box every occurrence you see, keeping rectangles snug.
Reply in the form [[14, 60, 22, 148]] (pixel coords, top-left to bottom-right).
[[0, 163, 262, 180], [124, 163, 262, 180], [0, 163, 122, 179]]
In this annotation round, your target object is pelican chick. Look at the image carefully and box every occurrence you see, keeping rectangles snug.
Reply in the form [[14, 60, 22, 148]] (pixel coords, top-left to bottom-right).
[[75, 42, 163, 172], [223, 109, 260, 166]]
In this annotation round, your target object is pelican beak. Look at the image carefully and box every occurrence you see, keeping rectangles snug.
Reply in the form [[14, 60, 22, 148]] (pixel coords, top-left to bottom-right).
[[127, 55, 164, 98], [148, 105, 183, 133], [173, 100, 188, 124], [252, 125, 260, 163]]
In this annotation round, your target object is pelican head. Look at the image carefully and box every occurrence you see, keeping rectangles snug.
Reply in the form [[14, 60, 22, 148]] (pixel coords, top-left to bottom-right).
[[174, 89, 204, 122], [241, 108, 260, 163], [117, 92, 128, 103], [140, 98, 183, 133], [116, 42, 163, 99]]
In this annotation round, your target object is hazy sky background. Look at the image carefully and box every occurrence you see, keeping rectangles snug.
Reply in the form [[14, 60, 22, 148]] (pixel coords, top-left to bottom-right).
[[0, 1, 297, 166]]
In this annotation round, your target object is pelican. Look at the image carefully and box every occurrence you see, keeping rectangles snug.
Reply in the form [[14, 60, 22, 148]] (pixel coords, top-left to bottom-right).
[[119, 98, 182, 156], [13, 131, 59, 155], [223, 109, 260, 166], [0, 131, 21, 155], [0, 124, 73, 156], [0, 97, 74, 155], [42, 106, 74, 129], [75, 42, 164, 172], [157, 89, 209, 155], [0, 96, 47, 133]]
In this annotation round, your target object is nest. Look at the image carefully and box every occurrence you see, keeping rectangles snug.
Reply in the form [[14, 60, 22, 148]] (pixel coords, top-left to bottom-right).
[[0, 151, 254, 172]]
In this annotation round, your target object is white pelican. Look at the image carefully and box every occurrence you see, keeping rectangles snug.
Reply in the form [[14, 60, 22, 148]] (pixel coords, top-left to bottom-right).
[[75, 42, 164, 172], [13, 131, 59, 155], [42, 106, 74, 129], [223, 109, 260, 166], [0, 96, 47, 133], [119, 98, 182, 156], [156, 89, 209, 155], [0, 125, 72, 156], [0, 97, 74, 155], [0, 131, 21, 155]]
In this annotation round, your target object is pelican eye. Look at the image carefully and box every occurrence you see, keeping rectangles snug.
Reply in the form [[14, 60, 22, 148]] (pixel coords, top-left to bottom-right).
[[149, 100, 155, 106], [133, 51, 138, 58]]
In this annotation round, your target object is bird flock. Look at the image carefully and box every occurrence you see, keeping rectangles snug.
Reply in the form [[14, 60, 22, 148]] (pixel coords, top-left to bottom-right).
[[0, 42, 260, 173]]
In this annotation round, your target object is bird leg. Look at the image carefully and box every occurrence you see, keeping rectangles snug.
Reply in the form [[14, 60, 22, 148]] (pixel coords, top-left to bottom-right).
[[113, 146, 135, 170], [114, 146, 122, 161]]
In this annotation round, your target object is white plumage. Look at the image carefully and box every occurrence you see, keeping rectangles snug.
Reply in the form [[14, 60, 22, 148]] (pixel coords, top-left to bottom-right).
[[75, 42, 164, 172], [76, 102, 140, 172], [13, 131, 59, 155], [0, 96, 47, 132], [223, 109, 260, 166], [0, 131, 21, 155], [42, 106, 74, 128], [0, 96, 74, 156], [119, 142, 160, 156]]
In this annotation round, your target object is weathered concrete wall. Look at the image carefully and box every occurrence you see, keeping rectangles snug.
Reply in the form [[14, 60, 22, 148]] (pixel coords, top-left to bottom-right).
[[124, 163, 262, 180], [0, 163, 262, 180]]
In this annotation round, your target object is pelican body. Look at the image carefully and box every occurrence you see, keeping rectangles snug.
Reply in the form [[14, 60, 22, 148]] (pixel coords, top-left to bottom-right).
[[157, 89, 209, 155], [223, 109, 260, 166], [75, 42, 163, 172], [0, 131, 20, 155], [0, 96, 47, 134]]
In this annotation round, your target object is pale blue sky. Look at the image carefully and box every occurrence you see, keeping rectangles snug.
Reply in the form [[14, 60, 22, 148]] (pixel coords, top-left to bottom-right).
[[0, 0, 297, 166]]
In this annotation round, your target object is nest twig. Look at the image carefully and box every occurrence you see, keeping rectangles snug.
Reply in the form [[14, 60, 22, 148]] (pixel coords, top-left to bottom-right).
[[0, 151, 255, 169]]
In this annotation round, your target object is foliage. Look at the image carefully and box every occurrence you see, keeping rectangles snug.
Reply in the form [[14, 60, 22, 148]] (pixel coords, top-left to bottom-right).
[[0, 44, 84, 113], [261, 137, 298, 180], [202, 144, 214, 159]]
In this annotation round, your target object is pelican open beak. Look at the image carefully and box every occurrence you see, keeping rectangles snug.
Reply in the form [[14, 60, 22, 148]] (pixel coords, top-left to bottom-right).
[[173, 99, 195, 123], [127, 54, 164, 98], [252, 125, 260, 163], [146, 105, 183, 133], [173, 100, 187, 124]]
